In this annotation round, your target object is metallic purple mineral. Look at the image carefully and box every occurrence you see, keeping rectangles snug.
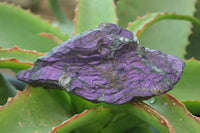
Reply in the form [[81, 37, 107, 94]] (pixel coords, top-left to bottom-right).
[[16, 23, 185, 104]]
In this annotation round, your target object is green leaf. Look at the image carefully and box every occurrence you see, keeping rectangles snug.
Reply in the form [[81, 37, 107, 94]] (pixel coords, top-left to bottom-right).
[[127, 12, 200, 37], [126, 126, 152, 133], [170, 59, 200, 101], [0, 73, 17, 105], [74, 0, 117, 34], [117, 0, 196, 27], [98, 113, 143, 133], [0, 47, 44, 63], [128, 102, 173, 133], [0, 60, 32, 71], [0, 47, 44, 70], [0, 86, 73, 133], [0, 3, 67, 52], [117, 0, 196, 59], [49, 0, 74, 35], [145, 93, 200, 133], [51, 107, 114, 133], [69, 95, 172, 133], [67, 96, 144, 133], [182, 100, 200, 116], [186, 0, 200, 60]]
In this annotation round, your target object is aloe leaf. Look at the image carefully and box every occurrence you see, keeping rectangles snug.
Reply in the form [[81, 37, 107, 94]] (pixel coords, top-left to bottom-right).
[[0, 3, 67, 52], [98, 113, 143, 133], [0, 86, 73, 133], [117, 0, 196, 27], [49, 0, 74, 35], [127, 12, 200, 38], [117, 0, 196, 59], [74, 0, 117, 34], [69, 95, 172, 133], [51, 107, 156, 133], [126, 126, 152, 133], [0, 47, 44, 70], [0, 60, 32, 71], [128, 102, 173, 133], [169, 59, 200, 116], [145, 93, 200, 133], [170, 59, 200, 101], [182, 101, 200, 116], [1, 84, 195, 132], [0, 73, 17, 105], [186, 0, 200, 60], [51, 107, 114, 133]]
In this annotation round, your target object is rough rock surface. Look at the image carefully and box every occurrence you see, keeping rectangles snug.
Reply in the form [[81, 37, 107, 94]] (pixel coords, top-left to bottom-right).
[[17, 23, 185, 104]]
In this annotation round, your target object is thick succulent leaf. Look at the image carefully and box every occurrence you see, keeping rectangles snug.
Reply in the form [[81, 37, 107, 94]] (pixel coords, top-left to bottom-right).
[[69, 95, 173, 133], [170, 59, 200, 116], [145, 93, 200, 133], [74, 0, 117, 33], [127, 12, 200, 37], [0, 86, 73, 133], [0, 60, 32, 70], [117, 0, 196, 27], [117, 0, 196, 59], [98, 113, 143, 133], [182, 101, 200, 116], [126, 126, 152, 133], [51, 108, 159, 133], [0, 73, 17, 105], [170, 59, 200, 101], [49, 0, 74, 35], [0, 3, 67, 52], [0, 47, 44, 70], [186, 0, 200, 60], [129, 102, 173, 133], [51, 107, 114, 133]]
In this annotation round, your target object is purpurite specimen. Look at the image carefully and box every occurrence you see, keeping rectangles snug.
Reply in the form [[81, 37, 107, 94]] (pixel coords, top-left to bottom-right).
[[17, 23, 185, 104]]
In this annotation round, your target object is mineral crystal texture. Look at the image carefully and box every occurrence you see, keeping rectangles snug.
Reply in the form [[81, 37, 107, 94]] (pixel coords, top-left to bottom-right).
[[16, 23, 185, 104]]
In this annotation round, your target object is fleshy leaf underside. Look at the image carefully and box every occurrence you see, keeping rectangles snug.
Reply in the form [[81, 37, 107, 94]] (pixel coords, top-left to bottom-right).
[[17, 23, 184, 104]]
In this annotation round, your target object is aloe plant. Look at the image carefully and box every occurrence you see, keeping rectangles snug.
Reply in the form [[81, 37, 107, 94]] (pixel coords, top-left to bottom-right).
[[0, 0, 200, 133]]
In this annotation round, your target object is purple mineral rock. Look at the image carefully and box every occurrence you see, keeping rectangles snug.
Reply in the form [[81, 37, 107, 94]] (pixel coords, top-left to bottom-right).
[[16, 23, 185, 104]]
